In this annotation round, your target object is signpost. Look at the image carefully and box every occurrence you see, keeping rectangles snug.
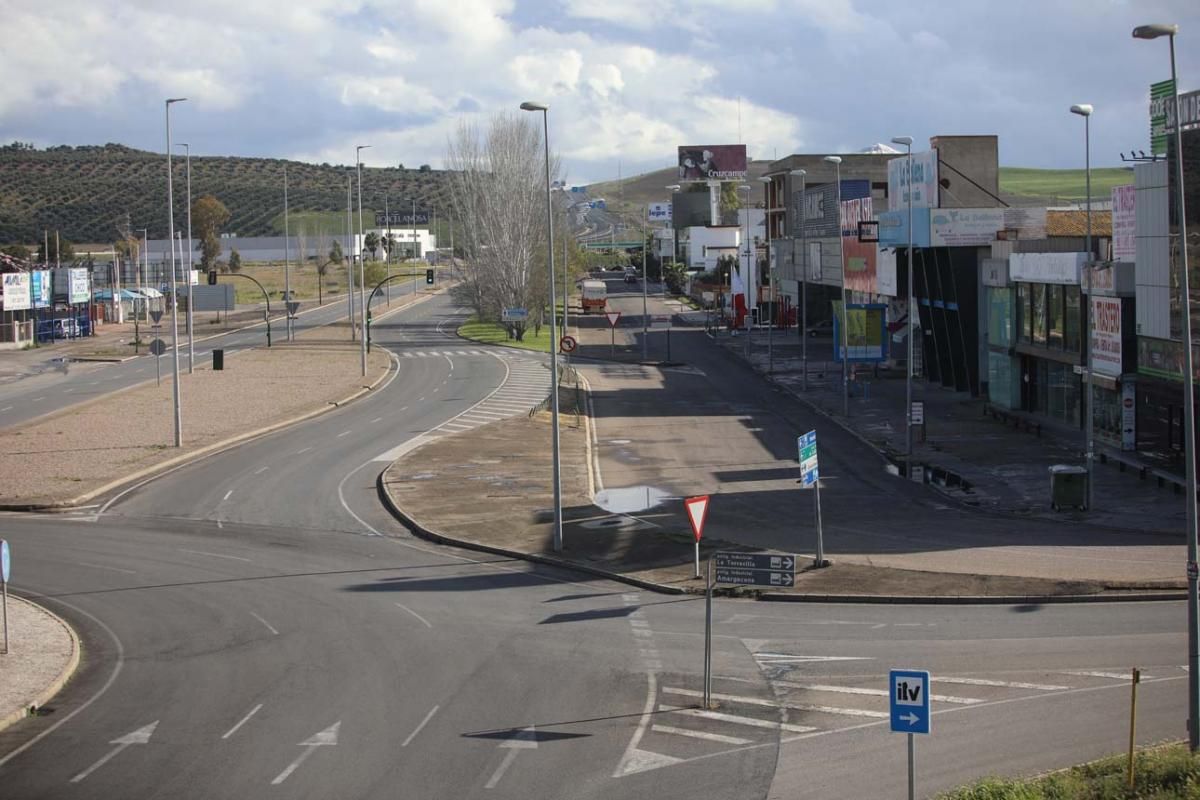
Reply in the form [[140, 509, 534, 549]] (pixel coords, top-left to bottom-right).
[[798, 430, 826, 567], [890, 669, 931, 800], [684, 495, 709, 579], [501, 308, 529, 323], [605, 311, 621, 356], [1, 539, 9, 654], [559, 335, 577, 354], [702, 546, 798, 706], [286, 301, 300, 319]]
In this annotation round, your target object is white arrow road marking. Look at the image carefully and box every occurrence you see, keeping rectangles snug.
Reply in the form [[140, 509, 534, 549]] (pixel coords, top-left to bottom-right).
[[70, 721, 158, 783], [271, 722, 340, 785], [484, 726, 537, 789]]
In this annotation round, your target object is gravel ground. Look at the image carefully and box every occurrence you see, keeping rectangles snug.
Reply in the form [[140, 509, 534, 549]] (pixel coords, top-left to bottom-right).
[[0, 329, 391, 506], [0, 596, 75, 729]]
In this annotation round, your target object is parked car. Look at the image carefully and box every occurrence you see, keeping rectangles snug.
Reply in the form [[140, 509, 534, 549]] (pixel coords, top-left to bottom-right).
[[624, 268, 638, 284], [806, 319, 834, 337], [51, 318, 82, 339]]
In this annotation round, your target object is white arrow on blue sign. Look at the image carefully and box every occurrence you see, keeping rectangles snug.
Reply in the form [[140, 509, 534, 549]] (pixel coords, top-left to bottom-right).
[[889, 669, 930, 735]]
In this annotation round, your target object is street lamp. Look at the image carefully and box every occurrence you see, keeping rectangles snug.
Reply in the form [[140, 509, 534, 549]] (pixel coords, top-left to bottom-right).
[[1134, 21, 1198, 751], [176, 142, 195, 372], [892, 136, 916, 462], [738, 184, 752, 355], [791, 169, 809, 391], [356, 145, 371, 376], [759, 175, 774, 372], [666, 185, 681, 300], [824, 155, 849, 416], [1069, 105, 1095, 514], [520, 100, 564, 554], [165, 98, 186, 448]]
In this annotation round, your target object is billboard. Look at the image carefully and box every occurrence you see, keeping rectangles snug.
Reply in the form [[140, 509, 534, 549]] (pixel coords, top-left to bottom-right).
[[877, 208, 932, 248], [69, 268, 90, 304], [375, 210, 430, 227], [1112, 184, 1136, 262], [678, 145, 747, 181], [887, 150, 939, 211], [648, 202, 672, 223], [1150, 79, 1175, 155], [930, 208, 1006, 247], [832, 302, 888, 362], [795, 180, 870, 239], [1091, 296, 1123, 378], [2, 272, 31, 311], [31, 270, 51, 308]]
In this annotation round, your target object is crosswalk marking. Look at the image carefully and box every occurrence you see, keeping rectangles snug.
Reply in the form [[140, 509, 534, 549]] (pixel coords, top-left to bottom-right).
[[935, 676, 1069, 691], [650, 725, 752, 745], [1061, 670, 1151, 681], [659, 705, 817, 734], [772, 681, 982, 705]]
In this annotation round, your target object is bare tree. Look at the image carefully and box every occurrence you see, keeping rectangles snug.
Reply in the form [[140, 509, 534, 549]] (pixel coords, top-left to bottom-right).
[[445, 113, 559, 340], [314, 230, 333, 306]]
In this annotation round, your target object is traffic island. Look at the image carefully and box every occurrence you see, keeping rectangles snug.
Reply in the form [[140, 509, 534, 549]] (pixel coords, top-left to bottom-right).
[[0, 595, 79, 733]]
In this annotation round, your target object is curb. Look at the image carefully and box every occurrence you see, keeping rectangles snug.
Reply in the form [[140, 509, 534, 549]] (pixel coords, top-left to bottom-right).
[[0, 350, 396, 513], [0, 597, 82, 735]]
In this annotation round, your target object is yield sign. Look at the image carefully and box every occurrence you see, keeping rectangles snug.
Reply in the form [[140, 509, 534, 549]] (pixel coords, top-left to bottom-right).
[[684, 495, 710, 542], [605, 311, 621, 328]]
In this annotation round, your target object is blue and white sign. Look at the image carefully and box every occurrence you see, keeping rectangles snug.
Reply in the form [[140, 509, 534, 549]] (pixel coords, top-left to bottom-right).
[[1, 539, 10, 583], [798, 430, 819, 486], [32, 270, 52, 309], [648, 202, 672, 223], [889, 669, 930, 735], [501, 308, 529, 323]]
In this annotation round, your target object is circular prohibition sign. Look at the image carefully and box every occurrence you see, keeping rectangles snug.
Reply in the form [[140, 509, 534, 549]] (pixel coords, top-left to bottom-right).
[[559, 335, 578, 353]]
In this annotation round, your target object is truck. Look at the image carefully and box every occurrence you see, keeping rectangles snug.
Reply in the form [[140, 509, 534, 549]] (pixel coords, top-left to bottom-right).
[[581, 280, 607, 314]]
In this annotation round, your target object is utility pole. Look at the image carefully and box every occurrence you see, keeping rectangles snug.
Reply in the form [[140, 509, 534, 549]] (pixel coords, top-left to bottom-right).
[[346, 174, 355, 341], [284, 164, 292, 342], [177, 142, 195, 371], [356, 145, 370, 376]]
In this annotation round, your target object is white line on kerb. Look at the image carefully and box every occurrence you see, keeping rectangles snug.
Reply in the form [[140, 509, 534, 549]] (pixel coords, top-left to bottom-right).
[[395, 602, 433, 629], [250, 612, 279, 636], [402, 705, 440, 747], [221, 704, 263, 739]]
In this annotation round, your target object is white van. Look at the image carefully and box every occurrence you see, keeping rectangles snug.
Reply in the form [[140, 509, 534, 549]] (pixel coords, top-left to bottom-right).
[[51, 318, 81, 339]]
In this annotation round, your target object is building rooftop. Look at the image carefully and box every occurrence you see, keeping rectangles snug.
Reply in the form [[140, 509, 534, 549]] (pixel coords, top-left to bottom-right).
[[1045, 209, 1112, 237]]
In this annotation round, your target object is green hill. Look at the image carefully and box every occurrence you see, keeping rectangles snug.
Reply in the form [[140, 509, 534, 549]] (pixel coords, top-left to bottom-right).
[[998, 166, 1134, 202], [0, 142, 449, 246]]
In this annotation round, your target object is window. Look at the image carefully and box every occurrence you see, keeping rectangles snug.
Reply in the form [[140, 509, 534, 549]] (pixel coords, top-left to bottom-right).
[[1019, 283, 1032, 342], [1033, 284, 1047, 346], [1047, 284, 1063, 349], [1065, 286, 1081, 354]]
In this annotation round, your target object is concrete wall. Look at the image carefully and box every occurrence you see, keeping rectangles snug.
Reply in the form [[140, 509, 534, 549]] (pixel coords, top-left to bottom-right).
[[930, 135, 1000, 209], [1135, 159, 1171, 339]]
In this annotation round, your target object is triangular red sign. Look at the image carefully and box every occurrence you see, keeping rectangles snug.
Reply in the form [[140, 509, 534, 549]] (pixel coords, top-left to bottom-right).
[[684, 495, 710, 542], [605, 311, 621, 328]]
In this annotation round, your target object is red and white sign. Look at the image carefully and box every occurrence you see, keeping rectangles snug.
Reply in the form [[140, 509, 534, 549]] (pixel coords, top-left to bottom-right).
[[559, 335, 577, 353], [1091, 296, 1123, 377], [605, 311, 621, 328], [684, 495, 710, 542], [1111, 184, 1136, 263]]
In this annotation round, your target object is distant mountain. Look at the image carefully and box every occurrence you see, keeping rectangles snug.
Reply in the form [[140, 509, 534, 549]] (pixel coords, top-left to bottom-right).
[[0, 142, 449, 245], [860, 143, 902, 154]]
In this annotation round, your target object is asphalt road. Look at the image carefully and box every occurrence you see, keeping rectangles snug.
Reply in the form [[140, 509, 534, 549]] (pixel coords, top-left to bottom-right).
[[0, 290, 1188, 799]]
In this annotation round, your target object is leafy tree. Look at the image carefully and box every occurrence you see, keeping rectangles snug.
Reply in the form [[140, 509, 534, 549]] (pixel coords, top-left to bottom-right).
[[36, 236, 74, 264], [192, 195, 231, 271], [419, 164, 431, 172], [329, 239, 343, 265], [364, 231, 380, 261], [664, 261, 688, 294], [228, 249, 242, 273]]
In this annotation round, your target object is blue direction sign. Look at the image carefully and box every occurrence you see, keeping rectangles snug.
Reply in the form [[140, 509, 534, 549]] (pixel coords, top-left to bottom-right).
[[713, 552, 796, 587], [889, 669, 930, 734], [1, 539, 9, 583], [798, 430, 819, 486]]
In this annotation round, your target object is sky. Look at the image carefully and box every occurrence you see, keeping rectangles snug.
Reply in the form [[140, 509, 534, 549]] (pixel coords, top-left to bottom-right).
[[1, 0, 1197, 185]]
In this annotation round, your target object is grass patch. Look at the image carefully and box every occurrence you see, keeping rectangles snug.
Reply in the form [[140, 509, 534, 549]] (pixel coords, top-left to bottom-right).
[[457, 317, 553, 353], [999, 167, 1133, 200], [214, 261, 426, 304], [935, 742, 1199, 799]]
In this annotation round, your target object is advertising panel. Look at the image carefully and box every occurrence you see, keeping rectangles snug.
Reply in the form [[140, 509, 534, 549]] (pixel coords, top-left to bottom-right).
[[1150, 79, 1175, 155], [1010, 252, 1086, 284], [887, 150, 939, 211], [930, 208, 1006, 247], [2, 272, 31, 311], [31, 270, 52, 308], [795, 180, 869, 239], [69, 268, 90, 304], [1112, 184, 1136, 262], [840, 196, 873, 236], [1002, 207, 1047, 240], [843, 238, 877, 294], [832, 302, 888, 362], [877, 208, 932, 248], [375, 210, 430, 227], [876, 247, 897, 297], [677, 145, 747, 181], [648, 202, 672, 223], [1091, 296, 1122, 377], [1166, 89, 1200, 133]]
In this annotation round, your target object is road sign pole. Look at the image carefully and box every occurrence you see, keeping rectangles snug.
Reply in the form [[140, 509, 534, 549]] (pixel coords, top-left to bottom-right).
[[2, 580, 7, 654], [694, 539, 700, 580], [815, 479, 825, 568], [611, 325, 615, 357], [908, 733, 915, 800], [704, 558, 712, 708]]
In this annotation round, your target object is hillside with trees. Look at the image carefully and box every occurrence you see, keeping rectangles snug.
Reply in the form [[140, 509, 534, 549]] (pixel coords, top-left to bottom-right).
[[0, 142, 449, 245]]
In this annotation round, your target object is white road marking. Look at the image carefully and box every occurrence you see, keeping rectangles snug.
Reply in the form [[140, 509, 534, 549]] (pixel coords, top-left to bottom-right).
[[70, 721, 159, 783], [402, 705, 440, 747], [1062, 670, 1150, 681], [31, 396, 45, 402], [297, 446, 312, 454], [661, 705, 817, 733], [395, 602, 433, 629], [753, 653, 873, 663], [337, 430, 352, 437], [64, 388, 74, 393], [221, 704, 263, 739], [0, 406, 11, 412], [222, 489, 233, 501], [666, 687, 889, 719], [253, 466, 269, 475], [651, 724, 752, 745], [371, 417, 383, 424], [484, 726, 538, 789], [250, 612, 279, 636], [772, 682, 982, 705], [935, 676, 1069, 691], [77, 562, 137, 575], [179, 549, 252, 563]]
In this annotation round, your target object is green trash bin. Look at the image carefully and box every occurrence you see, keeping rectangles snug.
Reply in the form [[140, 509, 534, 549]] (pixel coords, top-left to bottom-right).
[[1049, 464, 1087, 511], [213, 349, 224, 371]]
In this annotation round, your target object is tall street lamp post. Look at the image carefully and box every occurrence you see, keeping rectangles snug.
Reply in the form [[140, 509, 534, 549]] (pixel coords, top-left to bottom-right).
[[1134, 21, 1197, 750], [791, 169, 808, 391], [760, 175, 774, 373], [666, 185, 681, 301], [738, 185, 752, 356], [164, 98, 186, 447], [641, 203, 649, 361], [346, 174, 355, 341], [520, 100, 564, 553], [892, 137, 916, 461], [283, 164, 292, 341], [356, 145, 371, 376], [824, 155, 849, 416], [176, 142, 195, 371], [1070, 105, 1095, 513]]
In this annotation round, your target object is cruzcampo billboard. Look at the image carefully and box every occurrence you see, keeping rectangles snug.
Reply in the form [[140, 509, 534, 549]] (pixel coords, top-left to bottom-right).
[[678, 145, 747, 181]]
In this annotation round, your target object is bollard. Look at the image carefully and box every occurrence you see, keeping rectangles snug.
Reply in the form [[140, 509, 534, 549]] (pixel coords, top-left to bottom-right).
[[213, 349, 224, 370]]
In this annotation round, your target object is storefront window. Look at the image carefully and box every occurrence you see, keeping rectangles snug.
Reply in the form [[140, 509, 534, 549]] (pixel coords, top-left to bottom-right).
[[1046, 362, 1081, 427], [1033, 284, 1047, 346], [1065, 286, 1081, 354], [1019, 283, 1031, 342], [988, 352, 1018, 409], [1093, 385, 1121, 446], [988, 287, 1013, 348], [1047, 285, 1063, 349]]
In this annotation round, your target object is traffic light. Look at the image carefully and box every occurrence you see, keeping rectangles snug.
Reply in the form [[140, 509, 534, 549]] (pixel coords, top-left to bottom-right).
[[207, 270, 217, 285], [425, 268, 434, 285]]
